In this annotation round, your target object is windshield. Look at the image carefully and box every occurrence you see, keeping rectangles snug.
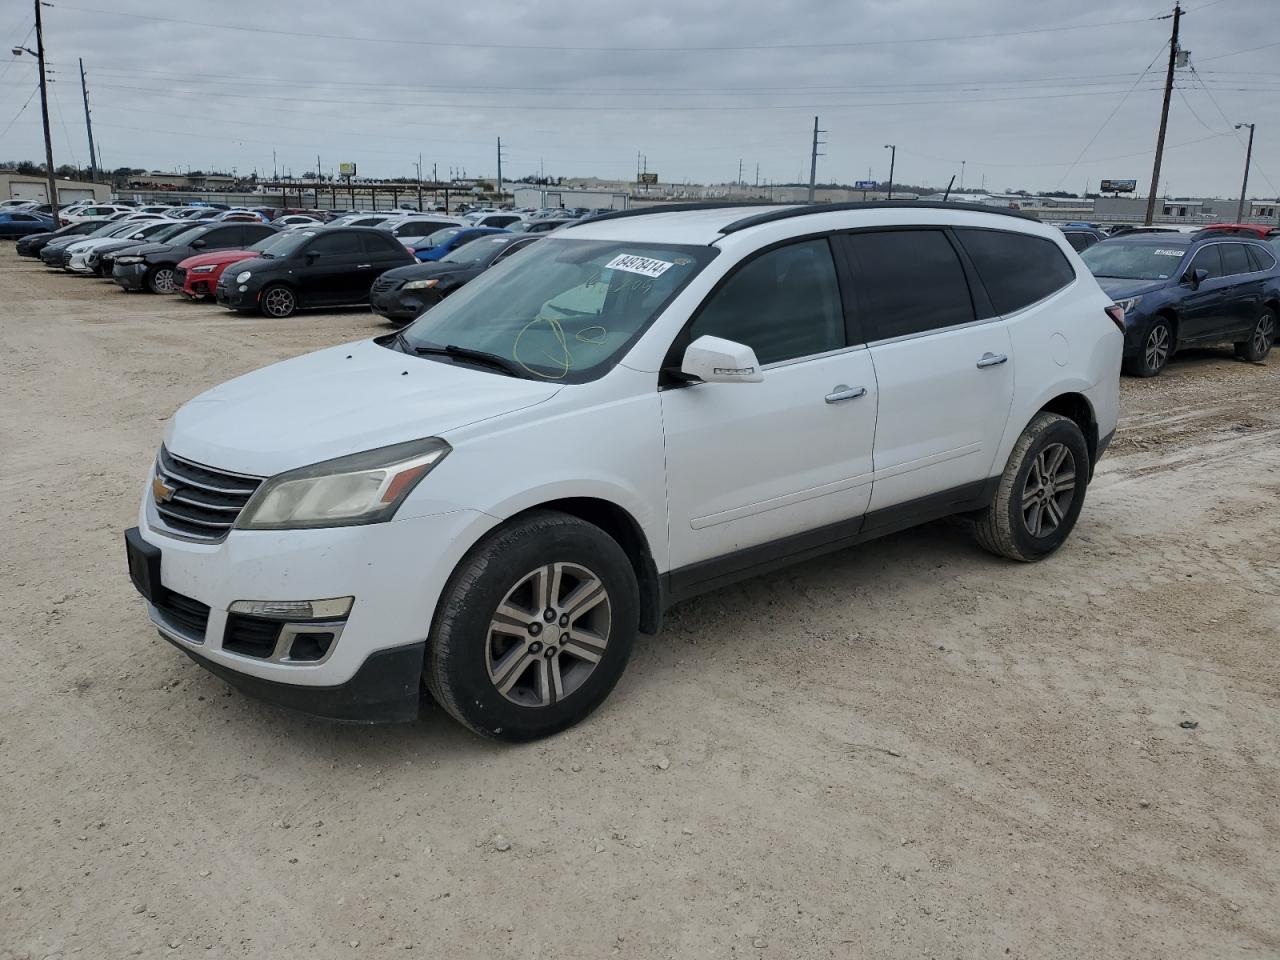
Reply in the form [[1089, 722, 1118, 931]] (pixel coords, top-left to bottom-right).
[[255, 230, 316, 258], [149, 222, 193, 243], [421, 227, 460, 248], [400, 239, 717, 382], [440, 236, 515, 265], [248, 232, 295, 255], [88, 221, 129, 238], [1081, 241, 1188, 280]]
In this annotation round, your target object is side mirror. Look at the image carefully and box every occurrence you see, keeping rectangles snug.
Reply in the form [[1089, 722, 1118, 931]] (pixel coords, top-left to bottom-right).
[[1183, 268, 1208, 289], [190, 238, 205, 248], [680, 335, 763, 384], [305, 251, 320, 265]]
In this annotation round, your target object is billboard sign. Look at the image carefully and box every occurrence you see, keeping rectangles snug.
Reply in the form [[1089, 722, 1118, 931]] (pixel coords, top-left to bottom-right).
[[339, 162, 357, 179], [637, 172, 658, 184], [1100, 179, 1137, 193]]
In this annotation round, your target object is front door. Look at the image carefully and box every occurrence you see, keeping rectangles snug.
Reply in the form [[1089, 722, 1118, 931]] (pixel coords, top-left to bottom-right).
[[662, 237, 878, 576], [1178, 244, 1230, 342], [299, 231, 366, 304]]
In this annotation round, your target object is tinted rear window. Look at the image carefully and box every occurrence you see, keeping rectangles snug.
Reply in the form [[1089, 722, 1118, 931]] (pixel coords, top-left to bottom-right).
[[1219, 243, 1251, 276], [955, 229, 1076, 315], [845, 230, 974, 340]]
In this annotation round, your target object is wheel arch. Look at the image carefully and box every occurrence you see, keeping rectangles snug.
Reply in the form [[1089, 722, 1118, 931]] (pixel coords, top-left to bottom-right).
[[1037, 392, 1099, 475], [1153, 306, 1180, 347], [503, 497, 664, 635]]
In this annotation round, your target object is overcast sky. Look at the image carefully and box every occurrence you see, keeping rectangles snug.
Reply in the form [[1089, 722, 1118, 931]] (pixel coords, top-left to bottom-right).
[[1, 0, 1276, 197]]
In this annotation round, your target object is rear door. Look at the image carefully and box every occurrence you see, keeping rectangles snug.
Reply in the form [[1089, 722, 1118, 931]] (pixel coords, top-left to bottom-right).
[[200, 226, 249, 253], [842, 228, 1014, 514], [1218, 242, 1264, 338], [662, 236, 878, 573], [359, 232, 411, 298], [1178, 244, 1229, 342]]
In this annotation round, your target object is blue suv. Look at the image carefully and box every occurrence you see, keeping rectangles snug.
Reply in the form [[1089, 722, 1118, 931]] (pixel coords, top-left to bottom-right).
[[1081, 231, 1278, 376], [407, 226, 509, 263]]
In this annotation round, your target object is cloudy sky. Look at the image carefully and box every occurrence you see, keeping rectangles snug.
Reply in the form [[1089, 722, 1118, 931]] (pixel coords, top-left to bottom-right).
[[1, 0, 1276, 197]]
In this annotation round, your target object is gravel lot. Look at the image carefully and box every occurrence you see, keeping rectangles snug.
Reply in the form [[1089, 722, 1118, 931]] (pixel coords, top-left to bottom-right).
[[2, 246, 1278, 959]]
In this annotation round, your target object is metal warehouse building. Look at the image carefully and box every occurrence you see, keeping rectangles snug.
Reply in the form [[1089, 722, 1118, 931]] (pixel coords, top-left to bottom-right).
[[0, 173, 112, 204]]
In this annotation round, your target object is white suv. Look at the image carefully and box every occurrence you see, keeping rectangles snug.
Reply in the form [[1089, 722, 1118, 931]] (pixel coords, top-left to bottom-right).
[[125, 202, 1122, 740]]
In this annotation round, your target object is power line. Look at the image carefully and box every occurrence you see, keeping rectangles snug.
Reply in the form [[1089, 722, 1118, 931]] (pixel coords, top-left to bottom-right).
[[0, 83, 38, 140], [1198, 40, 1280, 62], [1054, 40, 1170, 188], [1187, 62, 1279, 195], [52, 3, 1171, 52]]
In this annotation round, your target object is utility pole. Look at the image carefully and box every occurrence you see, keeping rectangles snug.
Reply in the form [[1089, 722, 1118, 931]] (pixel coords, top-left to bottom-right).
[[19, 0, 59, 210], [960, 160, 966, 191], [1145, 2, 1182, 225], [316, 154, 321, 182], [884, 144, 896, 200], [496, 137, 504, 201], [272, 149, 277, 181], [1235, 122, 1255, 222], [808, 116, 825, 203], [78, 58, 97, 183], [737, 158, 743, 186], [416, 152, 423, 210]]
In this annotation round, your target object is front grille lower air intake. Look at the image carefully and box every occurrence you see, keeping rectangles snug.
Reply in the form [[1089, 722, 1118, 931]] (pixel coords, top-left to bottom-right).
[[152, 446, 264, 543]]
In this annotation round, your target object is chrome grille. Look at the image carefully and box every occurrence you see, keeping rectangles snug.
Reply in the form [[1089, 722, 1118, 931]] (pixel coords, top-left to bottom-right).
[[152, 446, 264, 542]]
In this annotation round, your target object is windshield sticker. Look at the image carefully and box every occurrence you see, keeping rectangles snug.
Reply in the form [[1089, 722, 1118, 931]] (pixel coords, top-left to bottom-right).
[[605, 254, 674, 278], [1153, 248, 1185, 256]]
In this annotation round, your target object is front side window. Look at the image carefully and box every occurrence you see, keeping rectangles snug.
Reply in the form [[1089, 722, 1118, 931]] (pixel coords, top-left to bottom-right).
[[400, 238, 717, 382], [690, 238, 844, 365], [1186, 244, 1224, 280], [846, 230, 974, 338], [954, 228, 1076, 315]]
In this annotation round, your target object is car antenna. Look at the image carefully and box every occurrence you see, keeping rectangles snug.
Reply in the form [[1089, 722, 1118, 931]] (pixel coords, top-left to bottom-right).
[[942, 174, 956, 203]]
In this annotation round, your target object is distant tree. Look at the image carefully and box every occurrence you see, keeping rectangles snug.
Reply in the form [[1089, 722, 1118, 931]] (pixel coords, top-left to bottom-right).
[[16, 160, 39, 175]]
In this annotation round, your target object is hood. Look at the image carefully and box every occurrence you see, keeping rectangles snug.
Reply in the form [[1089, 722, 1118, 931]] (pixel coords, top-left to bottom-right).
[[92, 238, 151, 256], [381, 260, 472, 282], [68, 236, 130, 253], [178, 248, 256, 270], [128, 240, 181, 259], [165, 337, 562, 476], [1095, 277, 1169, 300]]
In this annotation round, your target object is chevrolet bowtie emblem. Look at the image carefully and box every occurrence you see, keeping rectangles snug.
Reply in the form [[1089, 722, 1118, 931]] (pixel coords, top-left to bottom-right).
[[152, 475, 177, 503]]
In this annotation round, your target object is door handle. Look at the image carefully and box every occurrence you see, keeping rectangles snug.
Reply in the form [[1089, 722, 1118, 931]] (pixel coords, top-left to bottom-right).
[[356, 263, 372, 269], [825, 385, 867, 404], [976, 352, 1008, 369]]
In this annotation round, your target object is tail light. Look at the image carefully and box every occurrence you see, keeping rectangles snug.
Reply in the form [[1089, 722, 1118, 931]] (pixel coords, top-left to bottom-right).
[[1104, 305, 1126, 332]]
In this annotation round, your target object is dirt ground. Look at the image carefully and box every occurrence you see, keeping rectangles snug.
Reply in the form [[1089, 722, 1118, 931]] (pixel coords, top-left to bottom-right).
[[1, 246, 1277, 960]]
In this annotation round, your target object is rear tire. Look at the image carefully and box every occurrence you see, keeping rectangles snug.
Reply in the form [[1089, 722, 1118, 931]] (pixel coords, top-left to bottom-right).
[[973, 412, 1090, 562], [1234, 307, 1274, 363], [425, 510, 639, 741], [1123, 316, 1173, 377]]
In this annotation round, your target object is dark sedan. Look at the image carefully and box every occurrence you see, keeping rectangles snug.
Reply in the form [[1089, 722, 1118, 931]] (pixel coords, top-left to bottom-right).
[[112, 221, 279, 294], [214, 227, 415, 317], [1081, 233, 1278, 376], [370, 233, 542, 323], [15, 220, 101, 257]]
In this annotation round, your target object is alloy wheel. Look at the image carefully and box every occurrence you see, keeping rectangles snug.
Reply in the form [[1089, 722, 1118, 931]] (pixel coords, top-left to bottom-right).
[[1144, 323, 1170, 372], [263, 288, 295, 317], [485, 562, 611, 708], [151, 268, 176, 294], [1021, 442, 1077, 539], [1254, 313, 1274, 357]]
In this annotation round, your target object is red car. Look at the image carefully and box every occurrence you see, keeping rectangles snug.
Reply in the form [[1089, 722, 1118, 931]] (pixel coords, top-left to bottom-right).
[[176, 248, 260, 300], [1198, 223, 1280, 240]]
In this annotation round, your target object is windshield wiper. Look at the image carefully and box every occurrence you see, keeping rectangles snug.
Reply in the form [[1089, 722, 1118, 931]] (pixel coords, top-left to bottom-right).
[[413, 343, 522, 377]]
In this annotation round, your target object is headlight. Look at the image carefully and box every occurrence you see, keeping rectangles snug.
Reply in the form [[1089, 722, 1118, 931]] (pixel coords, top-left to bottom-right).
[[235, 270, 252, 283], [236, 437, 451, 531], [1114, 296, 1142, 317], [115, 255, 142, 265], [191, 264, 216, 273], [402, 278, 440, 290]]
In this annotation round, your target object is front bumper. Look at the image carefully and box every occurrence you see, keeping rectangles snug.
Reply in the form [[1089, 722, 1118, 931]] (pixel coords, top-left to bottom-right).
[[127, 493, 497, 723], [112, 261, 149, 290], [214, 278, 258, 310], [370, 285, 440, 322], [180, 271, 217, 299]]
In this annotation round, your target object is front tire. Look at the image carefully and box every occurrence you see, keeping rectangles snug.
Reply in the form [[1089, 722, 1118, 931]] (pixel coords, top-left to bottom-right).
[[1234, 307, 1274, 363], [1123, 316, 1173, 377], [972, 412, 1090, 562], [426, 510, 639, 741], [146, 265, 177, 294], [259, 284, 297, 318]]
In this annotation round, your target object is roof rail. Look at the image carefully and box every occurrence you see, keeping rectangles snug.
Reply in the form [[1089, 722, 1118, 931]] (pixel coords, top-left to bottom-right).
[[573, 201, 790, 226], [719, 200, 1039, 234]]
